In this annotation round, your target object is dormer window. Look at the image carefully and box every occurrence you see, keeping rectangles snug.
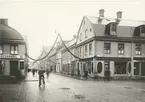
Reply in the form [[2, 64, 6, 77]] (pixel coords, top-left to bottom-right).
[[105, 22, 117, 36], [141, 26, 145, 34], [134, 25, 145, 37], [110, 23, 117, 35]]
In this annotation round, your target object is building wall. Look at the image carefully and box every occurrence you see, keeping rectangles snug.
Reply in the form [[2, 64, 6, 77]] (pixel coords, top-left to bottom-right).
[[96, 41, 133, 57], [76, 17, 95, 45], [0, 44, 26, 76]]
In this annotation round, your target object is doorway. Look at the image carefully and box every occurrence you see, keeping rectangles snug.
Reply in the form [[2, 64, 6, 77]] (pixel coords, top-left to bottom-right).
[[141, 62, 145, 76], [10, 61, 18, 76], [0, 61, 2, 74]]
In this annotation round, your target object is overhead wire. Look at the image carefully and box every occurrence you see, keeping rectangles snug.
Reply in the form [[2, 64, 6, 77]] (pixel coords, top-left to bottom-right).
[[25, 34, 59, 61], [58, 33, 82, 60]]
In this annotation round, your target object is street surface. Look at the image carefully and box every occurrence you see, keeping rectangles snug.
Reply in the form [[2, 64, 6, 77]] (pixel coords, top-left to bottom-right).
[[0, 72, 145, 102]]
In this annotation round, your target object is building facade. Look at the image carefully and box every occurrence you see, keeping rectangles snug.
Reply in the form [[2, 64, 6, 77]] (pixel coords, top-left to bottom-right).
[[76, 9, 145, 79], [62, 37, 76, 75], [0, 18, 28, 77]]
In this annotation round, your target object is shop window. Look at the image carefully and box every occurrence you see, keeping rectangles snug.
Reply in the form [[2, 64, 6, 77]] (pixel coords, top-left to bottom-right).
[[114, 62, 127, 74], [97, 62, 102, 73], [89, 43, 92, 55], [104, 43, 111, 54], [118, 43, 124, 55], [11, 45, 18, 54], [20, 62, 24, 69], [0, 45, 3, 54], [135, 44, 142, 55], [85, 45, 88, 56], [128, 63, 131, 73]]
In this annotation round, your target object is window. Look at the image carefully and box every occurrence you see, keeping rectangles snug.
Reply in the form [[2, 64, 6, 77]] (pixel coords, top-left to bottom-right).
[[114, 62, 127, 74], [141, 26, 145, 33], [0, 45, 3, 54], [118, 43, 124, 55], [135, 44, 142, 55], [20, 62, 24, 69], [85, 45, 88, 56], [89, 43, 92, 55], [11, 45, 18, 54], [110, 23, 117, 35], [85, 29, 88, 38], [97, 62, 102, 73], [80, 33, 82, 41], [80, 47, 82, 57], [90, 28, 92, 32], [104, 43, 111, 54], [111, 24, 117, 32]]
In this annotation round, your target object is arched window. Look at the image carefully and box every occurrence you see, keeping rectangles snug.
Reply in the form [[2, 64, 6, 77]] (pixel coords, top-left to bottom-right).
[[97, 62, 102, 73]]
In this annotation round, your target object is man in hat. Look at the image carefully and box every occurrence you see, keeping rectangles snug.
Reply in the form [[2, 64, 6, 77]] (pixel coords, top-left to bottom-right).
[[38, 67, 45, 87]]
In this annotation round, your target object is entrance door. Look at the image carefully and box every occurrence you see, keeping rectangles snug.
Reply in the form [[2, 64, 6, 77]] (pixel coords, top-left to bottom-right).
[[134, 62, 140, 75], [0, 61, 2, 74], [10, 61, 18, 76], [104, 61, 110, 77], [141, 62, 145, 76]]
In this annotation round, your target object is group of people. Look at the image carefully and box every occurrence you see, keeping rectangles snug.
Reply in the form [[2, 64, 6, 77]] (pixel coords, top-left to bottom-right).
[[31, 68, 50, 87]]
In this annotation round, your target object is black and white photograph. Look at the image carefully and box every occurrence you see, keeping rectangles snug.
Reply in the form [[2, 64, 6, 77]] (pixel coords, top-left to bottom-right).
[[0, 0, 145, 102]]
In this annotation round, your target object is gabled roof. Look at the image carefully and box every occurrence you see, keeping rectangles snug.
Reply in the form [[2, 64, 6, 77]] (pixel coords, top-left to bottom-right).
[[87, 16, 145, 27], [65, 38, 76, 48]]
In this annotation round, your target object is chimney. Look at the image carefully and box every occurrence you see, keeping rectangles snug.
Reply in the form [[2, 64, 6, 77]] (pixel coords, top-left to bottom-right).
[[99, 9, 105, 18], [117, 11, 122, 21], [0, 18, 8, 26]]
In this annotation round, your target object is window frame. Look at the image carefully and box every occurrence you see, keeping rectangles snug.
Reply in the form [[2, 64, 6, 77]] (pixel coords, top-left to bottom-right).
[[140, 26, 145, 34], [80, 33, 82, 41], [104, 43, 111, 54], [135, 43, 142, 55], [110, 23, 117, 35], [10, 45, 18, 55], [85, 29, 88, 38], [89, 43, 92, 55], [118, 43, 124, 55], [85, 45, 88, 56]]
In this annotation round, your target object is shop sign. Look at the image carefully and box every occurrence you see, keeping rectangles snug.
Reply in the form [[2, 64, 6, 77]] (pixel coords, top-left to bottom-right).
[[0, 54, 25, 59]]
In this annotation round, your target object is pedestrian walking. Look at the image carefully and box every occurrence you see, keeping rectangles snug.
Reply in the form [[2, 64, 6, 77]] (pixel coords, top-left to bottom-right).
[[84, 70, 88, 79], [32, 68, 35, 77], [38, 67, 45, 87], [46, 69, 49, 79]]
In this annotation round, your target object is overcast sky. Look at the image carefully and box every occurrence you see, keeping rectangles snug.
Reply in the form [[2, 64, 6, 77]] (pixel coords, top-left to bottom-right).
[[0, 0, 145, 59]]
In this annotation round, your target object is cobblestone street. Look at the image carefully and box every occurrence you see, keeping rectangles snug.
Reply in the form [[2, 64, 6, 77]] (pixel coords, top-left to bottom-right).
[[0, 72, 145, 102]]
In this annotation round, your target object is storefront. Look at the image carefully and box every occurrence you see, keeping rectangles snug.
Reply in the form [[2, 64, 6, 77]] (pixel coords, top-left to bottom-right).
[[96, 57, 131, 78]]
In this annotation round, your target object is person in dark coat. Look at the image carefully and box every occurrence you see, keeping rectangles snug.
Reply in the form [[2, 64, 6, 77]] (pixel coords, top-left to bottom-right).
[[38, 68, 45, 87]]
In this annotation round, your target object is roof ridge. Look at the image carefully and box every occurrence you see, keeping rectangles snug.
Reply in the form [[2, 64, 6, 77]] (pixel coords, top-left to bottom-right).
[[87, 16, 145, 22]]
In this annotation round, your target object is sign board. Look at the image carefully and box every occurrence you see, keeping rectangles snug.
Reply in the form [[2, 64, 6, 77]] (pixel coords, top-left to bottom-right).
[[0, 54, 25, 59]]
